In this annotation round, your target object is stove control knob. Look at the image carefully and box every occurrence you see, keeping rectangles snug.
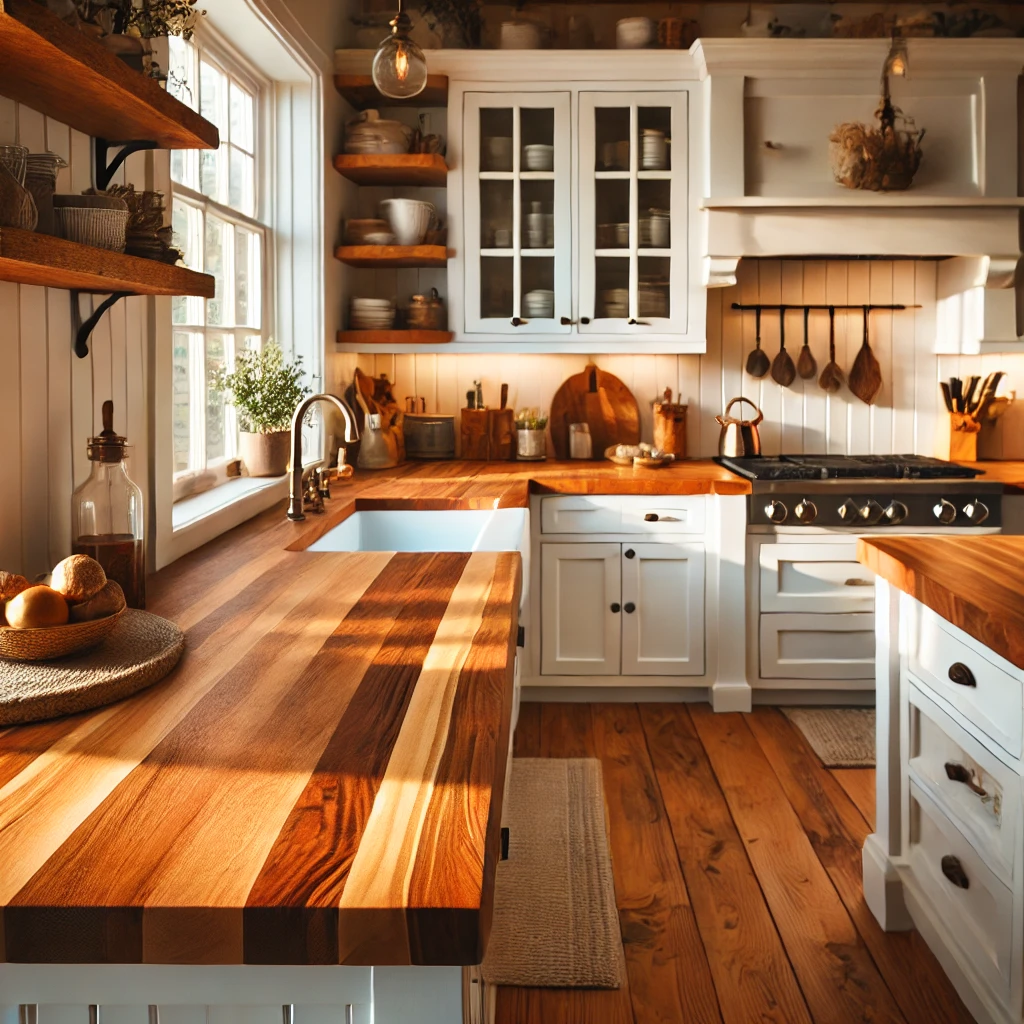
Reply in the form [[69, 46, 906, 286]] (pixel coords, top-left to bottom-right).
[[933, 498, 957, 525], [883, 500, 909, 526], [794, 499, 818, 524], [764, 499, 788, 524], [963, 499, 989, 525], [858, 499, 885, 526], [838, 499, 860, 522]]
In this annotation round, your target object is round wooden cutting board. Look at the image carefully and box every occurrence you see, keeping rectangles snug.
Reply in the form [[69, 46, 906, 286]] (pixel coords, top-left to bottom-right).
[[549, 363, 642, 459]]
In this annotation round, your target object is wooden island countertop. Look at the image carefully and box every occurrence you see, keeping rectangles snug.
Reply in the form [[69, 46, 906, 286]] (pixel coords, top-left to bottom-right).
[[0, 459, 746, 969]]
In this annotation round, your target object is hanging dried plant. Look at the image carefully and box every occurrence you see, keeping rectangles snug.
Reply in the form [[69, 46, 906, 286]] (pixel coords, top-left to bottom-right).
[[75, 0, 205, 40]]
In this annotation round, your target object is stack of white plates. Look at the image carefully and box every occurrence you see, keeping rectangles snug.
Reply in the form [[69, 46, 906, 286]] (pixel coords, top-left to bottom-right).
[[601, 287, 629, 319], [350, 297, 396, 331], [523, 144, 554, 171], [523, 289, 554, 318]]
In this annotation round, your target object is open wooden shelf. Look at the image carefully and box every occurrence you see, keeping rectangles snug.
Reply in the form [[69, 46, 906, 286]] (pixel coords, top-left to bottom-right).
[[338, 329, 454, 345], [335, 244, 450, 269], [334, 153, 448, 187], [335, 74, 449, 110], [0, 0, 218, 150], [0, 228, 215, 296]]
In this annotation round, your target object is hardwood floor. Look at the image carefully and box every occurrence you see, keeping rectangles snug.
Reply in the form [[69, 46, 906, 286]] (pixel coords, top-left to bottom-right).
[[495, 703, 976, 1024]]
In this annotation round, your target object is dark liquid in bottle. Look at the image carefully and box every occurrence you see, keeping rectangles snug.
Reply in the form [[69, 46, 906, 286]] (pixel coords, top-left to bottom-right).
[[72, 534, 146, 609]]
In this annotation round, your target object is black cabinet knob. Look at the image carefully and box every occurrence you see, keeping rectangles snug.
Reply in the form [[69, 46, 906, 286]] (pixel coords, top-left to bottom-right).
[[610, 602, 621, 613], [580, 316, 591, 324], [948, 662, 977, 688], [511, 317, 524, 326], [941, 854, 969, 889], [560, 316, 575, 326], [624, 602, 636, 614], [624, 548, 636, 559]]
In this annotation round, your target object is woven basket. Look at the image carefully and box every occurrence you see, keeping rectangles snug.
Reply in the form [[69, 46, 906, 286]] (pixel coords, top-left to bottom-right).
[[0, 603, 126, 662], [54, 206, 129, 251]]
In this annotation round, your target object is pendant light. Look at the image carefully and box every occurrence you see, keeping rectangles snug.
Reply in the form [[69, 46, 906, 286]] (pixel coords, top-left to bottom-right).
[[372, 0, 428, 100]]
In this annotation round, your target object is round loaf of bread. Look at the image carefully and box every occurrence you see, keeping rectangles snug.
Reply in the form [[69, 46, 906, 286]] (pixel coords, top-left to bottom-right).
[[0, 571, 30, 626], [51, 555, 106, 604], [69, 579, 125, 623], [5, 585, 70, 629]]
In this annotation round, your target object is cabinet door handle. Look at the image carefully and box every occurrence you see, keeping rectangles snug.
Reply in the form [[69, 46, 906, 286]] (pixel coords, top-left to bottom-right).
[[624, 548, 636, 559], [940, 854, 970, 890], [644, 513, 659, 522], [944, 761, 988, 798], [610, 602, 621, 613], [580, 316, 591, 325], [627, 318, 652, 326], [511, 317, 527, 326], [844, 578, 874, 587], [560, 316, 576, 326], [948, 662, 977, 688], [624, 602, 636, 614]]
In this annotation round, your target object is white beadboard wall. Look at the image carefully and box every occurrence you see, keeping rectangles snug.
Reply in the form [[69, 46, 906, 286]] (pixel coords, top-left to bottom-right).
[[0, 98, 150, 580], [334, 258, 1024, 460]]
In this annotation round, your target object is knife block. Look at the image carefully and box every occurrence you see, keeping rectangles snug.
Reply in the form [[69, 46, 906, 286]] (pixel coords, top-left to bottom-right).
[[934, 412, 980, 462], [460, 409, 515, 460]]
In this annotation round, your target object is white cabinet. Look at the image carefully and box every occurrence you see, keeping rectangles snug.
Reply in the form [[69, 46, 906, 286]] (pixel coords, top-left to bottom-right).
[[759, 611, 875, 681]]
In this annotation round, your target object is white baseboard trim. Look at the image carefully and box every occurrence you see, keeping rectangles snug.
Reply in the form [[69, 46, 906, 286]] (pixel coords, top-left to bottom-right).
[[712, 680, 752, 713], [862, 833, 912, 932], [520, 685, 710, 703]]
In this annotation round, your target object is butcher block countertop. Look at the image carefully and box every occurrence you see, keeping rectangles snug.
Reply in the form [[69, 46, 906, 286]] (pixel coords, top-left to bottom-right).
[[858, 535, 1024, 670], [0, 459, 743, 969]]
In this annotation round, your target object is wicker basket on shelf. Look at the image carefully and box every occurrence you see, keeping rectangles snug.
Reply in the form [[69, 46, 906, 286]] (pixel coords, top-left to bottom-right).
[[0, 603, 125, 662], [53, 194, 130, 251]]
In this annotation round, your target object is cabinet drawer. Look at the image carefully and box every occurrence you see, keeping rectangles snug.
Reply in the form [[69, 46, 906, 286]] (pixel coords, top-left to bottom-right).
[[759, 542, 873, 614], [907, 684, 1018, 886], [907, 782, 1013, 1000], [540, 495, 705, 535], [759, 612, 874, 680], [906, 601, 1023, 758]]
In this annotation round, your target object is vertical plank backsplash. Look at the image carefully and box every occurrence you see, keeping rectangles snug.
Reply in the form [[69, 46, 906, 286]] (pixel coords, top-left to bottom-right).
[[0, 98, 151, 579], [337, 259, 1024, 461]]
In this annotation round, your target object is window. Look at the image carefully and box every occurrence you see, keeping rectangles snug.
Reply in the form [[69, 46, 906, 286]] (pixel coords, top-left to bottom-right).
[[168, 34, 270, 500]]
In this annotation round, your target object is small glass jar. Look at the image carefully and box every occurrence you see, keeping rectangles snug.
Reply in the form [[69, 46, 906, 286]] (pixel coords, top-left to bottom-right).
[[71, 400, 146, 608]]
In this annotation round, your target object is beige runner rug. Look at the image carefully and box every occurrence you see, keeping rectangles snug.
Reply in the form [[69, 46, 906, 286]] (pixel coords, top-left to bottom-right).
[[782, 707, 876, 767], [481, 757, 625, 988]]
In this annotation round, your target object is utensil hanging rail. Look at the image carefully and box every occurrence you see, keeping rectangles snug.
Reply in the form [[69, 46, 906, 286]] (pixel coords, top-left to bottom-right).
[[731, 303, 921, 312]]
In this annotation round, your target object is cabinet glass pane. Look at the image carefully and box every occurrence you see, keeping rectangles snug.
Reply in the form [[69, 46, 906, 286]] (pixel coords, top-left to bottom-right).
[[482, 256, 514, 318], [639, 256, 670, 319], [595, 107, 630, 171], [596, 180, 629, 249], [639, 106, 672, 171], [596, 257, 629, 319], [522, 180, 554, 249], [481, 180, 513, 248], [521, 107, 554, 167], [523, 258, 554, 319], [481, 108, 513, 172], [638, 179, 671, 249]]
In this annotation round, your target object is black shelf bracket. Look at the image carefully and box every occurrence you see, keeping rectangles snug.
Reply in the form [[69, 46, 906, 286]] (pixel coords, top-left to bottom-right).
[[72, 291, 131, 359], [94, 138, 159, 190]]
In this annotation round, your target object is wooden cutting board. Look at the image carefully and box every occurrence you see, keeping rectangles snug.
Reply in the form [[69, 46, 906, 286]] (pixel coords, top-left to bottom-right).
[[550, 363, 641, 459]]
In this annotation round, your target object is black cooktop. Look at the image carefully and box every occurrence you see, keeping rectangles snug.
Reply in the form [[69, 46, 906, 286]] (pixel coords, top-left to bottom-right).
[[715, 454, 982, 481]]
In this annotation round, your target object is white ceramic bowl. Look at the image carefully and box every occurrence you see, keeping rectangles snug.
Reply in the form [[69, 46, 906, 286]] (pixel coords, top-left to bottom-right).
[[616, 17, 654, 48], [379, 198, 435, 246], [364, 231, 395, 245], [524, 144, 554, 171], [524, 289, 554, 318], [484, 136, 513, 170]]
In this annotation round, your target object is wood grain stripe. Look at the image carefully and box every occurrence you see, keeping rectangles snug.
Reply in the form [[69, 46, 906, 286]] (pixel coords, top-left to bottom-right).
[[242, 551, 472, 966], [337, 551, 500, 965]]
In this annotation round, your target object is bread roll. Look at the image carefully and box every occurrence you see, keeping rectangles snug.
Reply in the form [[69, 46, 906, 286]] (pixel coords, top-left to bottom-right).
[[70, 580, 125, 623], [51, 555, 106, 604], [0, 571, 30, 626], [5, 586, 70, 629]]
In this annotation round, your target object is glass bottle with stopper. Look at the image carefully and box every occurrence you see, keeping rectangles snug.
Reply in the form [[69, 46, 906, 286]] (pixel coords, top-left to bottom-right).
[[71, 400, 146, 608]]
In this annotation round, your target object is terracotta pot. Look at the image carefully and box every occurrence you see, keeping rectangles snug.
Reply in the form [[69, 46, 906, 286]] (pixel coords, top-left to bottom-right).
[[239, 430, 290, 477]]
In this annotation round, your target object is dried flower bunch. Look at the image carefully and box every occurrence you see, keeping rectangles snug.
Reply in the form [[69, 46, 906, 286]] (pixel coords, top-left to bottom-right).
[[75, 0, 205, 40]]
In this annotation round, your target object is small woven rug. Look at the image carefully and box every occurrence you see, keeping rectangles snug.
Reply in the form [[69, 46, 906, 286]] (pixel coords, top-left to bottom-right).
[[0, 610, 184, 725], [481, 757, 625, 988], [782, 707, 876, 767]]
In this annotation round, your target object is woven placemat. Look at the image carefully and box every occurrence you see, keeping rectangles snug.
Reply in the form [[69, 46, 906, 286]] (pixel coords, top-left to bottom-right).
[[0, 610, 184, 725]]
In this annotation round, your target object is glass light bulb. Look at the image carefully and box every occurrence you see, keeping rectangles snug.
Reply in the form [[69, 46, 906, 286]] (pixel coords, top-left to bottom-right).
[[372, 34, 428, 100]]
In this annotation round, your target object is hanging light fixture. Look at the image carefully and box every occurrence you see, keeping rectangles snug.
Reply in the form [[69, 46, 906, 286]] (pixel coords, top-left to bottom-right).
[[883, 32, 909, 79], [372, 0, 428, 100]]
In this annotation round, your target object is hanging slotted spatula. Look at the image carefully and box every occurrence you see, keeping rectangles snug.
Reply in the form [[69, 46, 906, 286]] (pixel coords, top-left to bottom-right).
[[771, 308, 796, 387], [796, 306, 817, 380], [745, 306, 769, 378], [848, 306, 883, 405], [818, 306, 844, 393]]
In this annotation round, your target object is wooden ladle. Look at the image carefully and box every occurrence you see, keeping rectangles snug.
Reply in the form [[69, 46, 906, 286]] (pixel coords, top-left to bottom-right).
[[771, 308, 796, 387], [848, 305, 883, 405], [745, 306, 769, 378], [796, 306, 817, 380], [818, 306, 844, 393]]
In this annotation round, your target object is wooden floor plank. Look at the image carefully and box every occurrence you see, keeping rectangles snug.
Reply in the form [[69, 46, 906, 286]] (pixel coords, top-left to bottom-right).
[[540, 702, 599, 758], [830, 768, 876, 830], [640, 705, 813, 1024], [512, 702, 541, 758], [747, 709, 976, 1024], [689, 705, 905, 1024], [594, 703, 722, 1024]]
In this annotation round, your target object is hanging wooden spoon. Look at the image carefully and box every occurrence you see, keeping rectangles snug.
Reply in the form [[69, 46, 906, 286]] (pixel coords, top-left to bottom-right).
[[796, 306, 817, 380], [848, 305, 883, 405], [771, 308, 796, 387], [745, 306, 769, 378], [818, 305, 844, 393]]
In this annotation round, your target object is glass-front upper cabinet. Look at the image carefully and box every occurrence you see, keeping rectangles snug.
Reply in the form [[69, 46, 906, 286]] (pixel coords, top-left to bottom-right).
[[578, 92, 688, 336], [464, 92, 572, 334]]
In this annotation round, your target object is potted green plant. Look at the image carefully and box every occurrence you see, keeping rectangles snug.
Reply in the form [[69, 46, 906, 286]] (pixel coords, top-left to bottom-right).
[[213, 342, 310, 478], [515, 407, 548, 461]]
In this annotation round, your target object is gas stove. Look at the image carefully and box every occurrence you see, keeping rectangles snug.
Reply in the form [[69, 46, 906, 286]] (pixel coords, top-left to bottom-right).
[[716, 454, 1003, 530]]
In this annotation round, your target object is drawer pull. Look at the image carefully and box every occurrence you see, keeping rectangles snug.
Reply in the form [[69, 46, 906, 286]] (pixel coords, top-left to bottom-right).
[[948, 662, 977, 688], [644, 513, 659, 522], [844, 578, 874, 587], [940, 854, 970, 890], [944, 761, 987, 797]]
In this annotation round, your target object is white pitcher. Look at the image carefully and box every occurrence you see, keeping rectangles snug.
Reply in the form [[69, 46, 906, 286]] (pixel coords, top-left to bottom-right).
[[379, 198, 436, 246]]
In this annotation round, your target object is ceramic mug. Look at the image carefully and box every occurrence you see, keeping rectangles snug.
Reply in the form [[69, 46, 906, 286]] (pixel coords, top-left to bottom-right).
[[379, 198, 436, 246]]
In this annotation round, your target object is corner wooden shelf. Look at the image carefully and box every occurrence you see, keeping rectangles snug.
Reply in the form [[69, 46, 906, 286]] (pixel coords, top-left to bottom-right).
[[338, 329, 454, 345], [334, 74, 449, 110], [0, 0, 219, 150], [335, 244, 450, 269], [333, 153, 448, 187], [0, 228, 215, 296]]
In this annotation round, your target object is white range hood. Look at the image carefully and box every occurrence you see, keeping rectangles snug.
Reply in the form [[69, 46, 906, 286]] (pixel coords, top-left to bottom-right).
[[694, 38, 1024, 351]]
